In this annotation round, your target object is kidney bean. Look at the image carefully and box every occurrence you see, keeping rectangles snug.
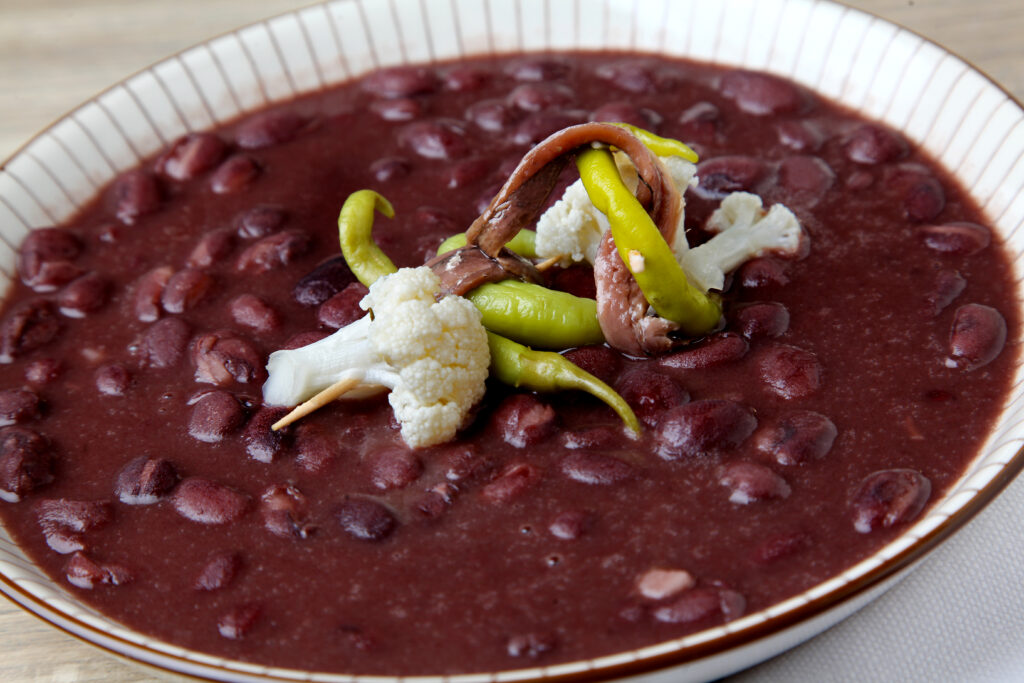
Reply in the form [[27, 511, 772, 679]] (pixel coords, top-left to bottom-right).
[[0, 427, 53, 501], [654, 400, 756, 460], [414, 485, 454, 520], [156, 132, 226, 180], [131, 266, 173, 322], [560, 452, 634, 485], [750, 530, 809, 565], [843, 124, 908, 165], [65, 552, 133, 589], [18, 228, 82, 293], [548, 510, 592, 540], [778, 156, 835, 196], [506, 57, 570, 82], [53, 272, 107, 318], [186, 228, 236, 269], [508, 83, 576, 112], [481, 462, 541, 503], [369, 156, 412, 182], [637, 567, 695, 601], [172, 477, 250, 525], [241, 407, 289, 463], [236, 110, 309, 149], [777, 120, 824, 152], [595, 60, 681, 94], [846, 170, 874, 191], [281, 330, 329, 350], [0, 299, 60, 363], [336, 497, 396, 541], [235, 230, 310, 273], [465, 98, 522, 133], [160, 268, 213, 314], [317, 282, 370, 329], [236, 205, 287, 240], [362, 65, 438, 98], [562, 345, 622, 386], [217, 603, 262, 640], [399, 119, 469, 160], [506, 632, 556, 659], [616, 370, 689, 428], [755, 410, 837, 465], [660, 332, 749, 370], [561, 426, 620, 450], [737, 257, 790, 289], [758, 344, 822, 399], [718, 462, 791, 504], [294, 424, 339, 474], [493, 394, 557, 447], [138, 317, 190, 369], [368, 447, 423, 491], [948, 303, 1007, 370], [188, 390, 246, 443], [694, 156, 765, 199], [194, 551, 242, 591], [260, 484, 315, 539], [191, 331, 263, 386], [438, 445, 486, 483], [370, 97, 422, 122], [228, 294, 280, 333], [851, 468, 931, 533], [109, 169, 161, 225], [36, 498, 112, 534], [920, 221, 991, 255], [43, 526, 84, 555], [25, 358, 61, 386], [95, 363, 131, 396], [901, 174, 945, 222], [926, 269, 966, 315], [210, 154, 260, 194], [720, 71, 807, 116], [549, 264, 598, 300], [733, 302, 790, 340], [718, 588, 746, 621], [589, 102, 661, 131], [0, 389, 41, 426], [444, 66, 489, 91], [293, 255, 356, 307], [444, 157, 493, 189], [652, 587, 723, 624], [512, 110, 588, 146], [114, 456, 179, 505]]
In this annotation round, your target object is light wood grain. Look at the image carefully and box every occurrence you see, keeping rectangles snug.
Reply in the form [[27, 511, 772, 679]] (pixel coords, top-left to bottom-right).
[[0, 1, 1021, 682]]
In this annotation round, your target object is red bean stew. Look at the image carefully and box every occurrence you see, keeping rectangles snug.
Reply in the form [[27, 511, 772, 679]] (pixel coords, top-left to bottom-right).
[[0, 52, 1017, 676]]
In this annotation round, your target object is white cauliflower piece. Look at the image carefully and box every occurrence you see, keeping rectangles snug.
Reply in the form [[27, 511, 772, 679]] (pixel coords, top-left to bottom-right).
[[681, 192, 804, 292], [534, 179, 609, 265], [262, 266, 490, 448]]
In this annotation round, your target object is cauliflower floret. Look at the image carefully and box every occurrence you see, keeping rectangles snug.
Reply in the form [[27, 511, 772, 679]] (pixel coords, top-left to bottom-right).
[[263, 266, 490, 448]]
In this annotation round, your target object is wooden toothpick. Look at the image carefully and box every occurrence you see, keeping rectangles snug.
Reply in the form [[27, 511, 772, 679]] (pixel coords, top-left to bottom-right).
[[534, 255, 561, 272], [271, 377, 360, 431]]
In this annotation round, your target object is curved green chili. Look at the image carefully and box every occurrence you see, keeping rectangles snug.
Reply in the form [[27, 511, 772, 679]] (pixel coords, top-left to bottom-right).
[[487, 332, 640, 435], [467, 280, 603, 349], [338, 190, 397, 287], [576, 148, 721, 336], [436, 229, 539, 259], [607, 122, 699, 162]]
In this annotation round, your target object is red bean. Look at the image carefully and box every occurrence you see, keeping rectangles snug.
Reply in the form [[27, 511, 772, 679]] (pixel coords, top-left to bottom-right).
[[843, 124, 908, 165], [109, 169, 161, 225], [36, 498, 112, 534], [43, 525, 84, 555], [694, 156, 766, 199], [94, 364, 131, 396], [444, 66, 490, 91], [294, 424, 339, 474], [114, 456, 179, 505], [562, 345, 622, 386], [235, 110, 309, 149], [18, 228, 82, 293], [188, 390, 246, 443], [235, 230, 311, 273], [481, 462, 541, 503], [659, 332, 749, 370], [550, 264, 598, 300], [292, 256, 355, 307], [733, 302, 790, 340], [591, 102, 662, 130], [465, 98, 523, 133], [362, 65, 438, 98], [191, 331, 263, 386], [654, 400, 756, 460], [506, 57, 570, 82], [439, 444, 487, 483], [172, 477, 250, 525], [57, 271, 109, 316], [155, 132, 226, 180], [242, 407, 290, 463], [749, 530, 809, 565], [0, 389, 42, 426], [161, 268, 213, 314], [0, 426, 53, 501], [718, 462, 791, 504], [370, 97, 422, 122], [210, 154, 260, 194], [131, 266, 173, 322], [561, 426, 621, 450], [677, 101, 720, 143], [399, 119, 469, 160], [138, 317, 190, 369], [512, 110, 588, 146], [508, 83, 575, 112], [506, 632, 556, 659], [186, 228, 236, 269], [851, 469, 931, 533], [778, 156, 835, 196], [737, 257, 790, 289], [367, 446, 423, 491], [948, 303, 1007, 370], [236, 205, 287, 239], [548, 510, 592, 540], [720, 71, 807, 116], [617, 370, 689, 427], [595, 60, 681, 94], [260, 484, 316, 538], [757, 344, 822, 399], [65, 552, 133, 589], [217, 603, 262, 639], [652, 587, 722, 624], [444, 157, 493, 190], [369, 157, 412, 182], [335, 497, 396, 541], [755, 410, 837, 465], [194, 551, 242, 591], [559, 452, 634, 485], [0, 299, 60, 363], [229, 294, 280, 332], [777, 120, 824, 152], [920, 221, 991, 255], [493, 394, 557, 447], [925, 269, 966, 316], [317, 282, 369, 329], [900, 174, 945, 222]]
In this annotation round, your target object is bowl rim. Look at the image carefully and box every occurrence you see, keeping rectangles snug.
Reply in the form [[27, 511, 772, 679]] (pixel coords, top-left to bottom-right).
[[1, 0, 1023, 681]]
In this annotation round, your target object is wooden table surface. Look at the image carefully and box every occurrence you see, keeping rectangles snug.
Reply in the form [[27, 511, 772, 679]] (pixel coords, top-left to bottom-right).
[[0, 1, 1022, 681]]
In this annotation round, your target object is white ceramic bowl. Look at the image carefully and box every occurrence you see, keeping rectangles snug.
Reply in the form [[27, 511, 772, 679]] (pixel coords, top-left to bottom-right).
[[1, 1, 1024, 681]]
